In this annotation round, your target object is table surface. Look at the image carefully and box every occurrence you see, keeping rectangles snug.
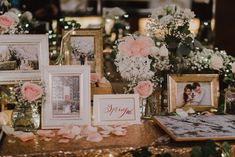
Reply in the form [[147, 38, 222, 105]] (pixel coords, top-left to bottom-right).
[[0, 121, 162, 156], [1, 121, 235, 157]]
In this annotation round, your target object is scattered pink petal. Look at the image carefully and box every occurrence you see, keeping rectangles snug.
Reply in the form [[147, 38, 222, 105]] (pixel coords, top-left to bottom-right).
[[86, 132, 103, 142], [80, 125, 98, 137], [71, 126, 81, 135], [57, 125, 72, 135], [16, 132, 35, 142], [63, 133, 75, 139], [99, 130, 111, 135], [58, 139, 70, 143], [99, 126, 114, 132], [37, 130, 55, 138], [112, 127, 127, 136]]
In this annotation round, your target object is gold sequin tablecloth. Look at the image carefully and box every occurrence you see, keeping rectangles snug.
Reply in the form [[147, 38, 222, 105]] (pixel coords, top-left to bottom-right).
[[0, 121, 204, 157]]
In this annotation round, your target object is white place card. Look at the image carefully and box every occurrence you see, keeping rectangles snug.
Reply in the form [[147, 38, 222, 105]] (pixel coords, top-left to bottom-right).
[[93, 94, 141, 125]]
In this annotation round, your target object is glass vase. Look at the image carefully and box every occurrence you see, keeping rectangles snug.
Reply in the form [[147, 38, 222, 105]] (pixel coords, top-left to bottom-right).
[[12, 104, 40, 132], [140, 93, 159, 119]]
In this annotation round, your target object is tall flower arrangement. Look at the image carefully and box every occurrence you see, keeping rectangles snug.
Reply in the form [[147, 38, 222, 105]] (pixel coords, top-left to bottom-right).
[[114, 34, 171, 95], [115, 4, 235, 101], [0, 8, 34, 34]]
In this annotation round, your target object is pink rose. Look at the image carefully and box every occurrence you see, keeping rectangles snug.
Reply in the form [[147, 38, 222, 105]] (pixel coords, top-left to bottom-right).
[[211, 55, 223, 70], [21, 82, 43, 103], [0, 14, 15, 29], [118, 36, 155, 57], [232, 62, 235, 73], [90, 73, 101, 83], [134, 81, 154, 98]]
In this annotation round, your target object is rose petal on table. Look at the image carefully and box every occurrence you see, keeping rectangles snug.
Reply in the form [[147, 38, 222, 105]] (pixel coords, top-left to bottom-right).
[[58, 138, 70, 143], [57, 126, 72, 135], [16, 132, 35, 142], [112, 127, 127, 136], [71, 126, 81, 135], [99, 130, 111, 135], [86, 132, 103, 142], [37, 130, 55, 138], [99, 126, 114, 132], [62, 133, 75, 139], [80, 125, 98, 136]]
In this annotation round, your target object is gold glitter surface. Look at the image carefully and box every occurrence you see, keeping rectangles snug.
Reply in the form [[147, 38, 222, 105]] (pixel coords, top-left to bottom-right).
[[0, 121, 234, 157]]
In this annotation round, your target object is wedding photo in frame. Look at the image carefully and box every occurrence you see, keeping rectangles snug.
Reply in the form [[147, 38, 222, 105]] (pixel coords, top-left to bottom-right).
[[93, 94, 141, 125], [62, 29, 103, 76], [0, 35, 49, 76], [42, 65, 90, 129], [168, 74, 219, 112]]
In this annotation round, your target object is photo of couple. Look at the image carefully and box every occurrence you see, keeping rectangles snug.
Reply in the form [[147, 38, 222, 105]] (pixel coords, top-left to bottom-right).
[[176, 82, 211, 107]]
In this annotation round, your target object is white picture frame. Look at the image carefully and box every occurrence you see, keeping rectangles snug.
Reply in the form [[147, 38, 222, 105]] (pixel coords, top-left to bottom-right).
[[93, 94, 141, 125], [0, 34, 49, 80], [42, 65, 91, 129]]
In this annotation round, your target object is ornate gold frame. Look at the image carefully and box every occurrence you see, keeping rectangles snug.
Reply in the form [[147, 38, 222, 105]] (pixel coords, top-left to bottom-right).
[[62, 29, 103, 76], [168, 74, 219, 112]]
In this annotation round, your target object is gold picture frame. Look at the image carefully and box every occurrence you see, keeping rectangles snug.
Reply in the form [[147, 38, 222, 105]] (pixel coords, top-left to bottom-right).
[[62, 28, 103, 76], [168, 74, 219, 112], [224, 88, 235, 114]]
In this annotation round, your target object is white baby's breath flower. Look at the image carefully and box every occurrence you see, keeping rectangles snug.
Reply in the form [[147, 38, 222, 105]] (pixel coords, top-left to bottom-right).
[[159, 15, 173, 25]]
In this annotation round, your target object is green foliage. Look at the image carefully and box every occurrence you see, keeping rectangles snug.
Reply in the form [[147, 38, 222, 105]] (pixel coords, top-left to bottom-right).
[[191, 141, 230, 157], [59, 19, 81, 30]]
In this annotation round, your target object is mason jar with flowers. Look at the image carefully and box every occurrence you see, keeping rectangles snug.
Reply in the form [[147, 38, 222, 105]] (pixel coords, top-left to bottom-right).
[[114, 34, 171, 118], [11, 82, 45, 131]]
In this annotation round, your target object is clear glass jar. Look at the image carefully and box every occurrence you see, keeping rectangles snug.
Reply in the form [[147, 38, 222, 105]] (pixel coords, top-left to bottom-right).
[[12, 104, 40, 131]]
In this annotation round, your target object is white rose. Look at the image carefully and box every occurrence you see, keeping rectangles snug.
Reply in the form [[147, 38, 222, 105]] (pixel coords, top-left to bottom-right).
[[211, 55, 223, 70]]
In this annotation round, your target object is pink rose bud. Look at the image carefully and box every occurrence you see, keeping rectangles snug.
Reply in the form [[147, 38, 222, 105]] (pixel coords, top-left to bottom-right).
[[118, 36, 155, 57], [0, 14, 15, 29], [134, 81, 154, 98], [21, 82, 43, 103]]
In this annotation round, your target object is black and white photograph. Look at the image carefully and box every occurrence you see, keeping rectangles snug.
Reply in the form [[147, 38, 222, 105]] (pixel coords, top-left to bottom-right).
[[51, 75, 80, 118], [0, 44, 39, 71], [70, 36, 95, 67], [154, 115, 235, 141]]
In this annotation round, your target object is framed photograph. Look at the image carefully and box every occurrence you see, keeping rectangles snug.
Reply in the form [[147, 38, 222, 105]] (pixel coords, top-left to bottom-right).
[[153, 115, 235, 141], [0, 35, 49, 75], [168, 74, 219, 112], [93, 94, 141, 125], [62, 29, 103, 76], [224, 88, 235, 114], [42, 65, 90, 129]]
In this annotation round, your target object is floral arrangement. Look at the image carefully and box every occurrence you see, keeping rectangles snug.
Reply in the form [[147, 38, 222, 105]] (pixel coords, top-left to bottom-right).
[[0, 7, 34, 34], [13, 82, 45, 107], [115, 4, 235, 99], [114, 34, 171, 96]]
